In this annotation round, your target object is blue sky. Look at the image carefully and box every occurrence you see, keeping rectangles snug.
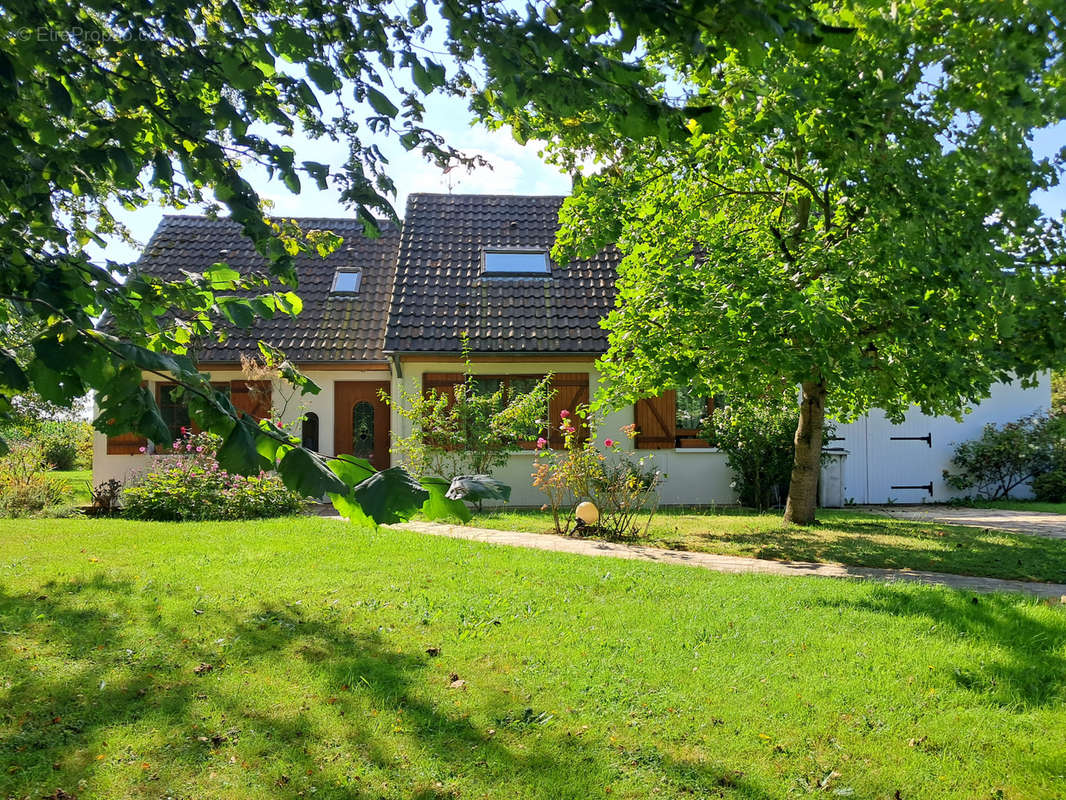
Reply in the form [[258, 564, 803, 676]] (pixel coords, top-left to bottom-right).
[[90, 92, 1065, 265]]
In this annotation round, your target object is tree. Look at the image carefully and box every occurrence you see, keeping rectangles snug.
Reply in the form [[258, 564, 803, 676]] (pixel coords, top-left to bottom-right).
[[0, 0, 813, 520], [470, 0, 1066, 523]]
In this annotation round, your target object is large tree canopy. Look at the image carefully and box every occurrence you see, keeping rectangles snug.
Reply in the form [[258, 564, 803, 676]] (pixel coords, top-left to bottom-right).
[[469, 0, 1066, 523], [0, 0, 815, 516]]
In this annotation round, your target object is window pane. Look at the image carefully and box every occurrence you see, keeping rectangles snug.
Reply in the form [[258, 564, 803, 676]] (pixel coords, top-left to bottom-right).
[[675, 388, 708, 431], [331, 271, 361, 293], [352, 402, 374, 459], [483, 251, 550, 273], [159, 384, 191, 442], [471, 377, 505, 398], [301, 412, 320, 451]]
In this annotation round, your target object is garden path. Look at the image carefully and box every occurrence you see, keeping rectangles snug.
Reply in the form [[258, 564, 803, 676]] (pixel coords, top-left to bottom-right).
[[357, 519, 1066, 600]]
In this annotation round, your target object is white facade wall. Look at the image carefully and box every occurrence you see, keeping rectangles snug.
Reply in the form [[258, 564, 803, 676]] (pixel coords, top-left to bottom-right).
[[95, 364, 1052, 507], [830, 374, 1052, 504], [393, 359, 738, 507], [92, 367, 391, 487]]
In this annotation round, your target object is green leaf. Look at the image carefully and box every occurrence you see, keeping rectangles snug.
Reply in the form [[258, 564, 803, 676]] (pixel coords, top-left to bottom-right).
[[421, 477, 473, 523], [0, 350, 28, 391], [329, 454, 375, 488], [278, 446, 346, 496], [216, 417, 266, 475], [365, 87, 399, 118], [446, 475, 512, 503], [349, 466, 429, 525]]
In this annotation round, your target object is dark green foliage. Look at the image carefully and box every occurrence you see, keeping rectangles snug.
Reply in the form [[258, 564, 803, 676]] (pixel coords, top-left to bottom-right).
[[1032, 470, 1066, 503], [711, 396, 802, 510], [943, 414, 1066, 500]]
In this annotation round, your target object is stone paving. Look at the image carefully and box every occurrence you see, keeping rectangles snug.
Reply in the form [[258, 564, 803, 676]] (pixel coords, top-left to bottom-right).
[[388, 520, 1066, 600], [867, 505, 1066, 539]]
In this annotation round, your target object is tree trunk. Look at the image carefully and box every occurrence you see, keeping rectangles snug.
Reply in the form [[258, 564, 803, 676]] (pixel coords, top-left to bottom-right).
[[783, 380, 827, 525]]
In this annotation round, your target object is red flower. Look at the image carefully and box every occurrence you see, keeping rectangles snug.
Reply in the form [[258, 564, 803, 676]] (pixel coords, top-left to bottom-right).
[[560, 409, 570, 419], [604, 439, 614, 447]]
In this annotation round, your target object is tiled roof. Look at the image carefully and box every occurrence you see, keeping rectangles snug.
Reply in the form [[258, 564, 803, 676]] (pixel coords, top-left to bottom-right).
[[133, 215, 400, 363], [384, 194, 619, 354]]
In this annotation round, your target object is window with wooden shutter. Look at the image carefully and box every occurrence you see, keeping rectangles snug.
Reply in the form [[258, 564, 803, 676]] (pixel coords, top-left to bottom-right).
[[106, 431, 148, 455], [548, 373, 590, 447], [634, 391, 676, 449], [230, 380, 272, 420], [105, 380, 149, 454]]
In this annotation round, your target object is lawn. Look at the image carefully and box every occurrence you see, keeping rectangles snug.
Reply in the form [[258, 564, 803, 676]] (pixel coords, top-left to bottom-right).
[[456, 507, 1066, 584], [0, 517, 1064, 799], [52, 469, 93, 506]]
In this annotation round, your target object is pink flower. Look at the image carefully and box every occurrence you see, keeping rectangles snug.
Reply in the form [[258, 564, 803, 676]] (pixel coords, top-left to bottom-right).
[[563, 425, 576, 435], [186, 444, 193, 451], [560, 410, 570, 419], [604, 439, 614, 447], [180, 426, 187, 434], [138, 446, 146, 453], [536, 437, 547, 449], [196, 446, 204, 453]]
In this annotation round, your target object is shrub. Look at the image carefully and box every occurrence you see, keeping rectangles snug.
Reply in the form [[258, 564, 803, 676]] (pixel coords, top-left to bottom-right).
[[943, 413, 1066, 500], [709, 393, 834, 510], [534, 411, 662, 540], [36, 420, 93, 470], [1032, 469, 1066, 503], [388, 355, 553, 478], [0, 419, 93, 470], [0, 442, 64, 517], [123, 432, 306, 521]]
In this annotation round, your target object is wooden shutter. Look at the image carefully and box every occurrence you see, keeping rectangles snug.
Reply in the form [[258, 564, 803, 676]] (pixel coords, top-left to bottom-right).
[[105, 380, 149, 454], [230, 380, 272, 420], [634, 391, 676, 449], [422, 373, 464, 403], [106, 431, 147, 455], [549, 373, 591, 447]]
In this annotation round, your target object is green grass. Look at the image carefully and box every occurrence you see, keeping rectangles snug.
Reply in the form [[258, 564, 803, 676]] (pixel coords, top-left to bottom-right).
[[435, 507, 1066, 584], [0, 517, 1064, 799], [960, 498, 1066, 514], [52, 469, 93, 505]]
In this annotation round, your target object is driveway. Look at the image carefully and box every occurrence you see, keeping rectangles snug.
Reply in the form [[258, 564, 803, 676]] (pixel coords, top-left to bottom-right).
[[867, 505, 1066, 540]]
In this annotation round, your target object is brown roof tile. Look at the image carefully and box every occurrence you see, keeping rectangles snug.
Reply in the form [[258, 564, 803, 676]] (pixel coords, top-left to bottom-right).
[[133, 215, 399, 363], [384, 194, 618, 353]]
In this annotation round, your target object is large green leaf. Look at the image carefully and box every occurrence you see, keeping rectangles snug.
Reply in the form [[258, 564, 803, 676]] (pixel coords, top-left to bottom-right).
[[446, 475, 512, 503], [278, 446, 347, 497], [420, 477, 473, 524], [348, 466, 429, 525], [216, 417, 267, 475], [328, 454, 375, 488]]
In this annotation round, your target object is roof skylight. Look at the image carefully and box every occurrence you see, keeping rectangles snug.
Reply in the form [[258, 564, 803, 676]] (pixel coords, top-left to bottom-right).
[[482, 249, 550, 275], [330, 269, 362, 294]]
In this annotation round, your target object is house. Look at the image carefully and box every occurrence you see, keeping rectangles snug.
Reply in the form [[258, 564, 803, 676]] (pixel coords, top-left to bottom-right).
[[92, 194, 1051, 505]]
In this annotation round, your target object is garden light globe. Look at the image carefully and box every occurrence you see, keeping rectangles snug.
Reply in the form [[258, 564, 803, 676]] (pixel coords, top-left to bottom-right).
[[575, 501, 599, 525]]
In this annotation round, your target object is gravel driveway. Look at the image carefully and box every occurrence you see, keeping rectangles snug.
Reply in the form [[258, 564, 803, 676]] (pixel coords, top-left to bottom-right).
[[867, 506, 1066, 540]]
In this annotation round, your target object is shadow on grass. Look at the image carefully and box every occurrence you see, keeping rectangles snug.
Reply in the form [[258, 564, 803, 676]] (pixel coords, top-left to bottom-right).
[[813, 583, 1066, 708], [0, 578, 775, 799]]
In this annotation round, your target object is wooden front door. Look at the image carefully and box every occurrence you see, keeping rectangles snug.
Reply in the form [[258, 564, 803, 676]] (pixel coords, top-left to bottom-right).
[[334, 381, 391, 468]]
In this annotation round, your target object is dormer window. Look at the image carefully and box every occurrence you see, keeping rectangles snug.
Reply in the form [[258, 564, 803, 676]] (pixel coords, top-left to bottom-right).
[[330, 269, 362, 294], [482, 248, 550, 275]]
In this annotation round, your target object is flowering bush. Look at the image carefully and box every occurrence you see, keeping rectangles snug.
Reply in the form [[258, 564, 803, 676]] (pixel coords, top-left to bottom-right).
[[123, 431, 306, 521], [533, 411, 662, 540]]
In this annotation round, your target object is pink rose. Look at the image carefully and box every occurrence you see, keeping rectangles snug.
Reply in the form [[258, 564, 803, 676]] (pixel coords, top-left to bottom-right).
[[536, 437, 547, 449], [560, 410, 570, 419], [604, 439, 614, 447]]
